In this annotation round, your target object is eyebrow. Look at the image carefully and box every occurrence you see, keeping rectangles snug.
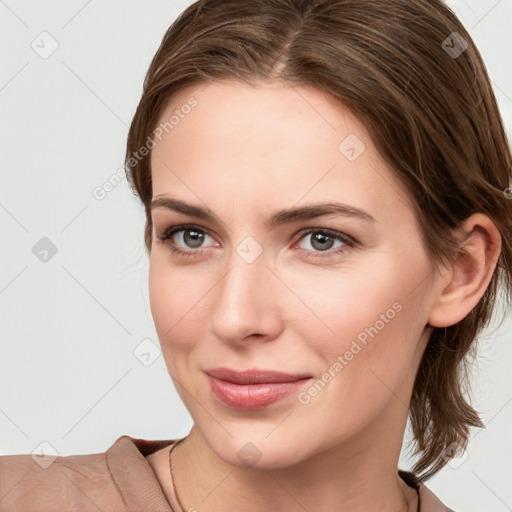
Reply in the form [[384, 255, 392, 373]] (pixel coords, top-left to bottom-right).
[[150, 196, 376, 226]]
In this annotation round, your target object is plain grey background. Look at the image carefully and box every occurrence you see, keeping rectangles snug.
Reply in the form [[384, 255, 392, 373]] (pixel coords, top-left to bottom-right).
[[1, 1, 511, 510]]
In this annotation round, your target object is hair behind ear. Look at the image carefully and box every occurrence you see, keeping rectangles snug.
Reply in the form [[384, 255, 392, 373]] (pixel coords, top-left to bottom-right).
[[409, 323, 484, 479]]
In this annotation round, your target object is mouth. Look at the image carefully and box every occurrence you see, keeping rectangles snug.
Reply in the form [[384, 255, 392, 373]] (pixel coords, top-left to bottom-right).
[[205, 367, 312, 410]]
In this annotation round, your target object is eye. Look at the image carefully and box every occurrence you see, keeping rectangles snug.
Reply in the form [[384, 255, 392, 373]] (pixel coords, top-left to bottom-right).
[[156, 224, 218, 257], [294, 228, 357, 258], [156, 224, 357, 260]]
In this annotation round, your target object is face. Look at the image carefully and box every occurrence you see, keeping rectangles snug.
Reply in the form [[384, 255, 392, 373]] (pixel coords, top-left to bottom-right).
[[149, 79, 437, 469]]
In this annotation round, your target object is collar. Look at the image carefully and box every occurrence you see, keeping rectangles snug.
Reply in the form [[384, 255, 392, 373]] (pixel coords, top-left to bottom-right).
[[106, 435, 174, 511]]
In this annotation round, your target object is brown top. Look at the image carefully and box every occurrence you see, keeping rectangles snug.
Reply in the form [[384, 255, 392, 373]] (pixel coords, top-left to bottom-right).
[[0, 435, 455, 511]]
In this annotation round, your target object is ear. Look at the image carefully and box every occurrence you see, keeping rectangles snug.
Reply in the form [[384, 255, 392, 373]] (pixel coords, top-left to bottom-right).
[[428, 213, 502, 328]]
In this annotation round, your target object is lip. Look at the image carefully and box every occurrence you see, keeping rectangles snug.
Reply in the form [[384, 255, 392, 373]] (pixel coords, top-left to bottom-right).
[[205, 368, 312, 410]]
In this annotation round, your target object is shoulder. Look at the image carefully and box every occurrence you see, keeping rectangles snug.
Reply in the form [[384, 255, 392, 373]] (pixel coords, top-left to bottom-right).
[[419, 483, 458, 512], [400, 470, 458, 512], [0, 443, 124, 511], [0, 435, 175, 512]]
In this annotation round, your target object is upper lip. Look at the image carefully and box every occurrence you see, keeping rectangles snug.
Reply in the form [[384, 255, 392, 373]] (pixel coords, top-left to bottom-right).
[[205, 367, 311, 385]]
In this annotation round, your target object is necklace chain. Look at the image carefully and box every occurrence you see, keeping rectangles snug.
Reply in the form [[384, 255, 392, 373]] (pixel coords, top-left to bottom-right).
[[168, 437, 187, 512]]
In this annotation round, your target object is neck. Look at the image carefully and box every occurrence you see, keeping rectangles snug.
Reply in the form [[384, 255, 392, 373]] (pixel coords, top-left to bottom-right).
[[171, 403, 417, 512]]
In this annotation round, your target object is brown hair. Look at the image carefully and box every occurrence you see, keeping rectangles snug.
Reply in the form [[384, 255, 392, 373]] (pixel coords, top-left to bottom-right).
[[125, 0, 512, 480]]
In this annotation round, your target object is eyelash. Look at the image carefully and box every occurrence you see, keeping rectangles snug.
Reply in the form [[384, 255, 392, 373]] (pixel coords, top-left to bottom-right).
[[156, 223, 358, 259]]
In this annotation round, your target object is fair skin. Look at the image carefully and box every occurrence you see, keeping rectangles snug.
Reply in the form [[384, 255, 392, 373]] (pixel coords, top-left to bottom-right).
[[145, 79, 501, 511]]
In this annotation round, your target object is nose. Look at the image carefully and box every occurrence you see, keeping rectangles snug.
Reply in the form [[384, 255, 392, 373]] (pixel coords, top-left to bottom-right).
[[210, 246, 283, 346]]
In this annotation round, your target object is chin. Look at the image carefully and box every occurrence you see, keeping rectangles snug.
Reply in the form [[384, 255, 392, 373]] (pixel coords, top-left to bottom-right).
[[201, 427, 318, 470]]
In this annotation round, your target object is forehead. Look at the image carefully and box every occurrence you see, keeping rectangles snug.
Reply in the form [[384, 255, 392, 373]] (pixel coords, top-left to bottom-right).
[[149, 79, 413, 226]]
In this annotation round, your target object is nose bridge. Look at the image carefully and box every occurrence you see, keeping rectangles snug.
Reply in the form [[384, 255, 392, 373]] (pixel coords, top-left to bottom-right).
[[211, 238, 279, 342]]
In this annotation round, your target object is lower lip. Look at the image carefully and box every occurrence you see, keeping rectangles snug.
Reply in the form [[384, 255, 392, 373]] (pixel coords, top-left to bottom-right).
[[207, 376, 310, 410]]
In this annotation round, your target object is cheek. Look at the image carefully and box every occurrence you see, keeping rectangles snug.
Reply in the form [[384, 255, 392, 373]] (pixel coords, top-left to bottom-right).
[[287, 258, 427, 396], [282, 260, 411, 346], [148, 257, 211, 355]]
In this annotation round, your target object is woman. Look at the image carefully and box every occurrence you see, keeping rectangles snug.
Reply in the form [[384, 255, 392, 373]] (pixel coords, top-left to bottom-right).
[[1, 0, 511, 510]]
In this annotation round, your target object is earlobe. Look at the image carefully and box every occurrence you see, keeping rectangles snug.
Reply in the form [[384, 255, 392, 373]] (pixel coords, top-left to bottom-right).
[[428, 213, 501, 328]]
